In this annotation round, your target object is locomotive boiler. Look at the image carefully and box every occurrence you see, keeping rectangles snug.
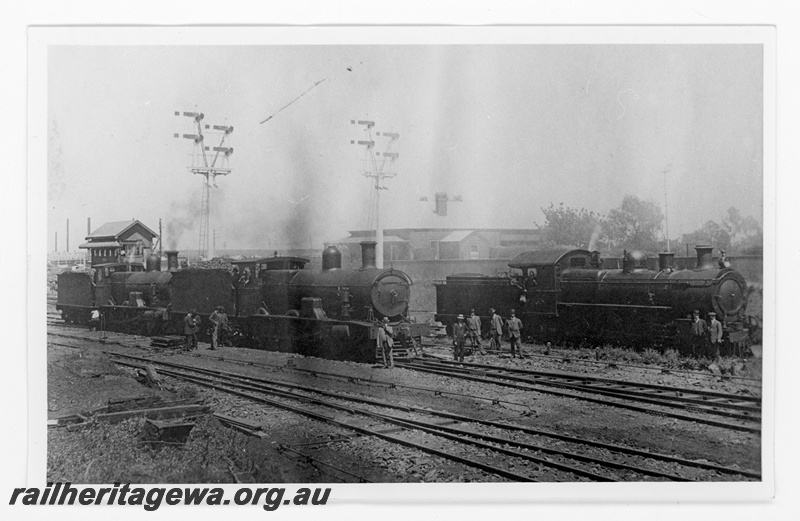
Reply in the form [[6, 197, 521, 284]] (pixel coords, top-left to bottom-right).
[[435, 245, 750, 354]]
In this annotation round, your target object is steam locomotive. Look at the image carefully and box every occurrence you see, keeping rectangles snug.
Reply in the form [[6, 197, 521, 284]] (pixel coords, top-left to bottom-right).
[[56, 241, 427, 362], [435, 245, 750, 354]]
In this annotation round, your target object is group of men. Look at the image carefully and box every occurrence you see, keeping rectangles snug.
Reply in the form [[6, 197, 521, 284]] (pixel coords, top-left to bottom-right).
[[184, 307, 229, 352], [690, 309, 724, 359], [451, 308, 524, 363]]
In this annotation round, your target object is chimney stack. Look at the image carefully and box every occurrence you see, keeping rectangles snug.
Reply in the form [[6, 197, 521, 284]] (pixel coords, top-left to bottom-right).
[[165, 250, 180, 272], [658, 252, 675, 271], [360, 241, 377, 270], [695, 245, 715, 270]]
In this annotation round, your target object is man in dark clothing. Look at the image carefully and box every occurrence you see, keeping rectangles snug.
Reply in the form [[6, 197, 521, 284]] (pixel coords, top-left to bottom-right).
[[690, 310, 708, 357], [452, 314, 468, 363], [209, 306, 224, 350], [184, 309, 199, 351], [490, 308, 503, 350], [217, 307, 229, 347], [507, 309, 524, 358], [376, 317, 395, 368]]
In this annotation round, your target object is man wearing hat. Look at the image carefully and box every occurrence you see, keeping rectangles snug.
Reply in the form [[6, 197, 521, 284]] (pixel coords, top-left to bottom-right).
[[184, 309, 200, 351], [377, 317, 395, 368], [507, 309, 524, 358], [209, 306, 227, 350], [707, 312, 723, 358], [490, 308, 503, 350], [452, 314, 468, 363], [690, 310, 707, 357], [466, 309, 485, 355]]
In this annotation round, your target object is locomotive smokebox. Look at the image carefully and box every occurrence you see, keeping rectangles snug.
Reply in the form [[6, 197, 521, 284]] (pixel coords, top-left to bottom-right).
[[658, 252, 675, 271], [322, 245, 342, 270], [165, 250, 180, 272], [695, 245, 715, 271], [360, 241, 377, 270], [145, 253, 162, 272]]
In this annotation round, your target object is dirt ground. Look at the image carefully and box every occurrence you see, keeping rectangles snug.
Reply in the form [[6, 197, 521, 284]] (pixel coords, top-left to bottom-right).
[[46, 324, 762, 484]]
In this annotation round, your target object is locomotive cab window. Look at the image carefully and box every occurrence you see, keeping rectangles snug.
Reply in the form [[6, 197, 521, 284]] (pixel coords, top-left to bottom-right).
[[570, 257, 587, 268]]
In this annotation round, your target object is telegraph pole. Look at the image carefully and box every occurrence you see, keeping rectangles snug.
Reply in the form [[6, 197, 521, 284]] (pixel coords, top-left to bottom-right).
[[351, 119, 399, 269], [663, 168, 670, 252], [174, 111, 234, 260]]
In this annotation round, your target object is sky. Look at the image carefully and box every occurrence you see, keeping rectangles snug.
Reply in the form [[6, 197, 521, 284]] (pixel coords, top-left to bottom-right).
[[47, 42, 763, 252]]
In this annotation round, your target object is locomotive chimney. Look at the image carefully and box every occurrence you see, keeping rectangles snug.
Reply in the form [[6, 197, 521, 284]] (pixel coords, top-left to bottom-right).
[[695, 245, 715, 270], [165, 250, 179, 272], [360, 240, 377, 270], [322, 244, 342, 270], [658, 252, 675, 271]]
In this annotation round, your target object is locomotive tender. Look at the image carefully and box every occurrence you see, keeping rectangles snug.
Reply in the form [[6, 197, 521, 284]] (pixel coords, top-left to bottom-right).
[[435, 245, 750, 354], [56, 241, 427, 362]]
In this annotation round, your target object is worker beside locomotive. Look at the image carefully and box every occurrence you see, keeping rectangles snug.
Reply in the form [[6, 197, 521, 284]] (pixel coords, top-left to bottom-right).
[[435, 245, 750, 356]]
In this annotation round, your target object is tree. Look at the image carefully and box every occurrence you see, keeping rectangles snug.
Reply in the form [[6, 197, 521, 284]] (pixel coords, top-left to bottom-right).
[[538, 203, 608, 250], [604, 195, 665, 252], [675, 220, 732, 255], [722, 206, 762, 254]]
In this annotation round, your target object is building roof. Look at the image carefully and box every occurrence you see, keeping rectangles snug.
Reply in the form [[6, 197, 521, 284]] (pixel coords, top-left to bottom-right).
[[79, 241, 122, 249], [87, 220, 157, 240], [440, 230, 483, 242], [334, 235, 408, 244], [508, 249, 589, 268], [122, 232, 150, 243]]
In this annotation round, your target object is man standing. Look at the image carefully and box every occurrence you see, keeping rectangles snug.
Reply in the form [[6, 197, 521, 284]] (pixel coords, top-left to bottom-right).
[[490, 308, 503, 351], [690, 310, 707, 357], [209, 307, 221, 350], [507, 309, 524, 359], [184, 309, 199, 351], [466, 309, 484, 355], [452, 314, 468, 364], [708, 312, 723, 359], [376, 317, 394, 368], [217, 307, 229, 347]]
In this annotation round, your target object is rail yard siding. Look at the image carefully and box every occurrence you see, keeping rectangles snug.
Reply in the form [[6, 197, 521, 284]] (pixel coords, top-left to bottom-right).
[[392, 256, 763, 317]]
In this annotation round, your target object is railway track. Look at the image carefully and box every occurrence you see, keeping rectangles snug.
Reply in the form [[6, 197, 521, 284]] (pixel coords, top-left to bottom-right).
[[398, 358, 762, 433], [103, 351, 759, 482], [46, 325, 762, 433], [477, 347, 762, 385]]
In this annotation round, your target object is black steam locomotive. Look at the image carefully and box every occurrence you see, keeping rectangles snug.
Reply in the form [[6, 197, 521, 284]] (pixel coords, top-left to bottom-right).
[[435, 246, 750, 354], [56, 241, 427, 362]]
